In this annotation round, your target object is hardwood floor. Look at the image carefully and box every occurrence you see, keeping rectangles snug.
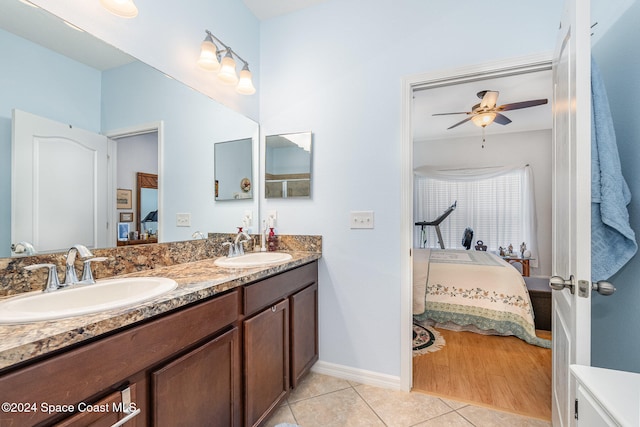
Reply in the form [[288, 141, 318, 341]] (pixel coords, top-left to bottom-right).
[[412, 328, 552, 420]]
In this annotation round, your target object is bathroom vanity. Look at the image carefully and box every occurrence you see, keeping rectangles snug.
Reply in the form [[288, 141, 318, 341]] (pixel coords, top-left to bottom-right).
[[0, 252, 319, 427]]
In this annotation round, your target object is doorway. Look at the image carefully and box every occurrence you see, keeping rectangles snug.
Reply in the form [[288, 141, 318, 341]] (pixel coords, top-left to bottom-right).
[[106, 122, 163, 245], [400, 54, 554, 406]]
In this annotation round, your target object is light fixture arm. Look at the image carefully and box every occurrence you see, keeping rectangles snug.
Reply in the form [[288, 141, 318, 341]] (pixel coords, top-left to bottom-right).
[[205, 30, 250, 68]]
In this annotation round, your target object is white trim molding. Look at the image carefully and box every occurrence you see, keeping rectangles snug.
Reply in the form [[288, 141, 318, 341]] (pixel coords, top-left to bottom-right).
[[312, 361, 402, 390]]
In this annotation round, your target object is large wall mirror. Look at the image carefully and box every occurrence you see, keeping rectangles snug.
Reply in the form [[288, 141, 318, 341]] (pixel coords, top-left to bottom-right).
[[265, 132, 313, 198], [0, 1, 259, 257], [215, 138, 253, 201]]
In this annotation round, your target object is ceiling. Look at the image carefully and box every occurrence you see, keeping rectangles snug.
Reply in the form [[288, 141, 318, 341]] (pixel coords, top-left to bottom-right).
[[242, 0, 329, 20], [412, 69, 553, 143]]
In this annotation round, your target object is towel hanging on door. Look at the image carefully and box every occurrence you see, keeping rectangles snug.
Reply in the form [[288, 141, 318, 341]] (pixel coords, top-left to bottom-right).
[[591, 58, 637, 281]]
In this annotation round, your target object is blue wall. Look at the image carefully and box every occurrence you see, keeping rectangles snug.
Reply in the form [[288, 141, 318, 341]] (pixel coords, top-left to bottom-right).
[[591, 1, 640, 373]]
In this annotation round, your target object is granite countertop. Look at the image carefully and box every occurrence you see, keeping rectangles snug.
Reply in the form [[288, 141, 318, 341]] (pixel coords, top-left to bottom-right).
[[0, 251, 320, 372]]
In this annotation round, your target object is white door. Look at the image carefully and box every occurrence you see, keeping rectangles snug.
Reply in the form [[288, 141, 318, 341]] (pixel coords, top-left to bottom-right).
[[551, 0, 592, 425], [11, 109, 111, 254]]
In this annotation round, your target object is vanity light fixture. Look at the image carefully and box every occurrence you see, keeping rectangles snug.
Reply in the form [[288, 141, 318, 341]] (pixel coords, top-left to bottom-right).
[[197, 30, 256, 95], [99, 0, 139, 18]]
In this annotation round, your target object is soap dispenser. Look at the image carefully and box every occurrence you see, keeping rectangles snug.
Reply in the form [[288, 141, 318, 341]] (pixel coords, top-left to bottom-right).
[[267, 228, 278, 252]]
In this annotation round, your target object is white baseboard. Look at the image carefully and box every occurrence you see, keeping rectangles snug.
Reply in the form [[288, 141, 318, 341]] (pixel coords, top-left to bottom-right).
[[311, 360, 402, 390]]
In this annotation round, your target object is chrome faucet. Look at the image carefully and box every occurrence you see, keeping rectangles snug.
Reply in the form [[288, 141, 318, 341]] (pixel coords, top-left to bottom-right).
[[222, 231, 252, 257], [11, 241, 36, 255], [24, 244, 108, 292], [234, 231, 251, 256], [64, 244, 94, 286]]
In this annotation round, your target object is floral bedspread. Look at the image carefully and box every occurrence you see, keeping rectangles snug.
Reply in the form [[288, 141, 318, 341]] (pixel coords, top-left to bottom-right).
[[413, 249, 550, 348]]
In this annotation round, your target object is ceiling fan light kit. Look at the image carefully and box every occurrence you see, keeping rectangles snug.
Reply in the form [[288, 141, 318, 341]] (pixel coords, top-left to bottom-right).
[[471, 112, 497, 128], [434, 90, 548, 130]]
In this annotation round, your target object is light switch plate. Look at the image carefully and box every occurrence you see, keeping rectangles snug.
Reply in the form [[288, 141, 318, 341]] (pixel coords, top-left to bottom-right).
[[176, 213, 191, 227], [350, 211, 374, 229]]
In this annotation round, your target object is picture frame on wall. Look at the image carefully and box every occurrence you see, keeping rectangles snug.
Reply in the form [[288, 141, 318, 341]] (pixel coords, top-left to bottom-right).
[[120, 212, 134, 222], [117, 189, 132, 209], [117, 223, 129, 241]]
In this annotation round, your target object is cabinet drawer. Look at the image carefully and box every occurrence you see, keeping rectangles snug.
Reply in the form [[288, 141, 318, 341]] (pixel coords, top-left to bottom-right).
[[0, 290, 239, 426], [244, 262, 317, 316]]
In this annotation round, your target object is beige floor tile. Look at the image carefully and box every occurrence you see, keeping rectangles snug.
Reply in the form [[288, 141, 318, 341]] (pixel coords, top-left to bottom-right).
[[288, 372, 352, 403], [263, 404, 298, 427], [457, 405, 552, 427], [438, 397, 470, 411], [290, 387, 385, 427], [413, 411, 476, 426], [354, 384, 453, 427]]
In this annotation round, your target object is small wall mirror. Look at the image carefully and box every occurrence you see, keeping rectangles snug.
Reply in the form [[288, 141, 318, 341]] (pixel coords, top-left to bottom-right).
[[214, 138, 253, 201], [265, 132, 312, 198]]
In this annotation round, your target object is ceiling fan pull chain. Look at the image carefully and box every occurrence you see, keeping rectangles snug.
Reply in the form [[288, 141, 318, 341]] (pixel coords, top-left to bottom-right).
[[482, 127, 486, 148]]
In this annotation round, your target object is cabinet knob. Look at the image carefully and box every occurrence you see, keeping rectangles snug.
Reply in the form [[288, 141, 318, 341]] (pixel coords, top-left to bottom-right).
[[271, 305, 277, 312]]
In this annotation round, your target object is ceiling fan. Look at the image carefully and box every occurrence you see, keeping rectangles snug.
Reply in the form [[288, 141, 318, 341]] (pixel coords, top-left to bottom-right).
[[433, 90, 548, 130]]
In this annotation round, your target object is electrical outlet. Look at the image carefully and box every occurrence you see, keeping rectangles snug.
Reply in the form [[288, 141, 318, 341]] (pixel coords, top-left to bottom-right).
[[243, 210, 253, 227], [267, 210, 277, 227], [350, 211, 374, 229], [176, 213, 191, 227]]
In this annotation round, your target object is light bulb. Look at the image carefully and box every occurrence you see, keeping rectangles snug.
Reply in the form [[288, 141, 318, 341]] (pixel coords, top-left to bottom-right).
[[471, 112, 497, 128], [197, 35, 220, 72], [99, 0, 138, 18], [236, 65, 256, 95], [217, 50, 238, 86]]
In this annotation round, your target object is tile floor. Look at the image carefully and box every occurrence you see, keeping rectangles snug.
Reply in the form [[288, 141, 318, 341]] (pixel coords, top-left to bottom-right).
[[264, 372, 551, 427]]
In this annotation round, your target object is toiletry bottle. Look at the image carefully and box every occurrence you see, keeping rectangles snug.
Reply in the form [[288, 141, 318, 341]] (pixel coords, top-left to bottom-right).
[[267, 228, 278, 252]]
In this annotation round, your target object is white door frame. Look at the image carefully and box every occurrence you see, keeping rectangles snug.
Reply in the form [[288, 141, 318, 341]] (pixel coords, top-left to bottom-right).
[[399, 52, 553, 391], [104, 121, 164, 245]]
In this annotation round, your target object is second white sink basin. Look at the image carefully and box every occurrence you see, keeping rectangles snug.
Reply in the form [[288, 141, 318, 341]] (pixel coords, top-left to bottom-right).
[[214, 252, 293, 268], [0, 277, 178, 324]]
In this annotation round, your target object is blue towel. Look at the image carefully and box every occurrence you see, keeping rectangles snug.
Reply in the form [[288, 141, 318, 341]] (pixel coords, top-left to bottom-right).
[[591, 58, 637, 281]]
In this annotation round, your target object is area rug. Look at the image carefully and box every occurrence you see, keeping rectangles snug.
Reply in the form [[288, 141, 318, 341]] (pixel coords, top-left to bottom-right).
[[413, 323, 445, 356]]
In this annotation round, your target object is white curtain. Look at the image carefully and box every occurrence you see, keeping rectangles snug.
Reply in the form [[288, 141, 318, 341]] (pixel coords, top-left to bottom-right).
[[413, 164, 538, 267]]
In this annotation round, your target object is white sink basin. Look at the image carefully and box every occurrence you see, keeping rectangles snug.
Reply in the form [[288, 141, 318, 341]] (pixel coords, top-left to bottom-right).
[[0, 277, 178, 324], [214, 252, 293, 268]]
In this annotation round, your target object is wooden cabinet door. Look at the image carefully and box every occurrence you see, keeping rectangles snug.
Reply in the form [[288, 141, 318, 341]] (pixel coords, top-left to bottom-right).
[[152, 327, 241, 427], [290, 283, 318, 388], [244, 299, 289, 427]]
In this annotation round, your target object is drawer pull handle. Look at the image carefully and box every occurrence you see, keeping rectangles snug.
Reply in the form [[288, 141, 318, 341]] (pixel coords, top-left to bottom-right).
[[110, 387, 140, 427], [271, 305, 276, 312], [110, 408, 141, 427]]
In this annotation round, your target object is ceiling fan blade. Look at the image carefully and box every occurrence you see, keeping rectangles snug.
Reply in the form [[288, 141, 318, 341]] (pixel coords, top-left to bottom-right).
[[447, 117, 473, 129], [493, 113, 512, 125], [479, 90, 499, 109], [498, 98, 548, 111], [432, 111, 470, 116]]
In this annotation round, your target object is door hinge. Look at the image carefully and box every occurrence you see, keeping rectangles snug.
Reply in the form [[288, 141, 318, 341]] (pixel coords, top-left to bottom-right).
[[575, 398, 579, 420]]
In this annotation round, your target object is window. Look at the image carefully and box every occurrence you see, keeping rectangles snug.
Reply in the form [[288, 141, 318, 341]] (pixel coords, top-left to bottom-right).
[[414, 168, 532, 252]]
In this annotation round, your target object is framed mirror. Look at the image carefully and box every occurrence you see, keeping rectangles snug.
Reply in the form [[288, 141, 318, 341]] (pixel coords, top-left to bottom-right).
[[136, 172, 158, 242], [214, 138, 253, 200], [0, 2, 259, 257], [265, 132, 312, 198]]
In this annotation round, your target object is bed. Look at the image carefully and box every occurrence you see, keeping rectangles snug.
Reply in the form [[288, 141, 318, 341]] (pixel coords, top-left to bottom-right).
[[413, 248, 550, 348]]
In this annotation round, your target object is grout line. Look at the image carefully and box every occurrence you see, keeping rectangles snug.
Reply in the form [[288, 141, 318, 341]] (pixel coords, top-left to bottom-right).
[[350, 382, 389, 426]]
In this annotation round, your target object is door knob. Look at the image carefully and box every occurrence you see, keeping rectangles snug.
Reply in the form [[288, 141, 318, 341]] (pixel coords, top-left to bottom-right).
[[592, 281, 616, 296], [549, 275, 575, 294], [550, 276, 616, 297]]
